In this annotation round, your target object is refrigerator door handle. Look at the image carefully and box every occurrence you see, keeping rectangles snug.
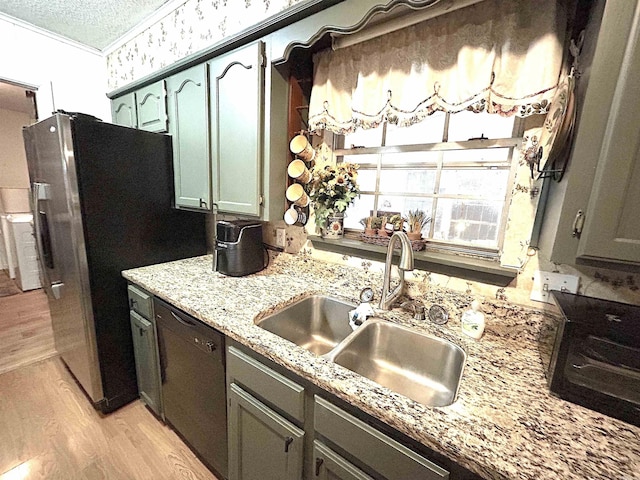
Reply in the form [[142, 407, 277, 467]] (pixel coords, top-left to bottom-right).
[[32, 182, 64, 299]]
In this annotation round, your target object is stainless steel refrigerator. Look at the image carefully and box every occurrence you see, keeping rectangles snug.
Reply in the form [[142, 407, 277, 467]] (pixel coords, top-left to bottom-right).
[[23, 112, 207, 413]]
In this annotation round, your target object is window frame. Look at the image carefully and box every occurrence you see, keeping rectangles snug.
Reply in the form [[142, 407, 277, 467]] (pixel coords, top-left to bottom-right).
[[329, 114, 525, 257]]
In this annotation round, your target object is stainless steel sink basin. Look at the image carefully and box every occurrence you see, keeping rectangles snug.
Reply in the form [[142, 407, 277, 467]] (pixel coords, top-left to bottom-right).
[[326, 319, 466, 407], [256, 295, 355, 355]]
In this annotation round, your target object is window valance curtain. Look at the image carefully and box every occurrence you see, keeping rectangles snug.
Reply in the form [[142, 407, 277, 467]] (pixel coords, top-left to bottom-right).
[[308, 0, 568, 134]]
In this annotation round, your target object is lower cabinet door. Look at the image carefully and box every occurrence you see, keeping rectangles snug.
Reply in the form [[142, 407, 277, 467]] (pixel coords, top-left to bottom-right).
[[129, 311, 161, 416], [313, 441, 373, 480], [228, 383, 304, 480]]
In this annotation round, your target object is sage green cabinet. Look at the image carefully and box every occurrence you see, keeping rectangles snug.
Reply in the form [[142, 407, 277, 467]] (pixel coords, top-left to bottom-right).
[[228, 383, 304, 480], [313, 441, 373, 480], [166, 64, 211, 211], [128, 284, 162, 418], [111, 92, 137, 128], [314, 396, 449, 480], [135, 81, 167, 133], [540, 0, 640, 267], [129, 312, 162, 415], [573, 0, 640, 265], [208, 41, 264, 216]]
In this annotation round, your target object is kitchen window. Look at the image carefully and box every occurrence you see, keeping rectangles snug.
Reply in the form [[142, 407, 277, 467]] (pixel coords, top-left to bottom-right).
[[332, 110, 523, 257], [308, 0, 568, 270]]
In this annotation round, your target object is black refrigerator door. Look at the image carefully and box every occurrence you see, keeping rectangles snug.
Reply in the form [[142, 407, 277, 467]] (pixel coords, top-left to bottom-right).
[[71, 116, 206, 412]]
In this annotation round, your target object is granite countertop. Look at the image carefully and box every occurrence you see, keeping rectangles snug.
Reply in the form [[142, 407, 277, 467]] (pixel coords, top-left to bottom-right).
[[122, 253, 640, 480]]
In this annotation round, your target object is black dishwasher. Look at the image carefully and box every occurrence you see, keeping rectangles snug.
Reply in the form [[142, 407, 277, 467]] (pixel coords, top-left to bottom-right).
[[154, 298, 228, 479]]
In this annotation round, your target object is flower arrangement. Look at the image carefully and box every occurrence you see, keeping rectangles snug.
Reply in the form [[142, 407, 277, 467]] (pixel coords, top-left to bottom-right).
[[308, 160, 360, 232]]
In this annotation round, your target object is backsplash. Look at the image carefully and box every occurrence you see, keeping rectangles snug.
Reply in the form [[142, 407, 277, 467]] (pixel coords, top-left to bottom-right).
[[106, 0, 304, 90], [204, 215, 640, 311]]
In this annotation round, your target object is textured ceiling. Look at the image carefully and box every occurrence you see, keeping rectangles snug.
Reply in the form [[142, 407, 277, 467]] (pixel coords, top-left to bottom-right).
[[0, 0, 171, 50]]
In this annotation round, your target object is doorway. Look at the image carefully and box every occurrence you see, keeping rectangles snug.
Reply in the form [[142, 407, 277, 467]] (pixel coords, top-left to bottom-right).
[[0, 79, 55, 374]]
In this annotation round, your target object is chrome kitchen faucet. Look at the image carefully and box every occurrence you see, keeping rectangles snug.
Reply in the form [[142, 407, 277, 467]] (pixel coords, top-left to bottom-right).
[[379, 231, 414, 310]]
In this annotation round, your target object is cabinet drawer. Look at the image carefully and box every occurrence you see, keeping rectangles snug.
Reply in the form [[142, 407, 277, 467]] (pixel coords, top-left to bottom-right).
[[314, 396, 449, 480], [227, 345, 304, 422], [127, 284, 153, 319]]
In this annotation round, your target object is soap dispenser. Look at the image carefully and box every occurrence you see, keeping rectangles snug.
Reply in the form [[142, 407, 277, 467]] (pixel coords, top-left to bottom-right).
[[461, 300, 485, 339]]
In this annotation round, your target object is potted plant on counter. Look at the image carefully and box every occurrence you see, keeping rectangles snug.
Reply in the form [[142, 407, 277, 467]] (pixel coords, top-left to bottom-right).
[[406, 209, 431, 240], [360, 216, 381, 236], [309, 161, 360, 238]]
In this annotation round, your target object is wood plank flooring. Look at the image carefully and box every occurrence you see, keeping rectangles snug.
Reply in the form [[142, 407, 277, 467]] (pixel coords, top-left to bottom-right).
[[0, 271, 21, 298], [0, 288, 57, 375], [0, 358, 219, 480]]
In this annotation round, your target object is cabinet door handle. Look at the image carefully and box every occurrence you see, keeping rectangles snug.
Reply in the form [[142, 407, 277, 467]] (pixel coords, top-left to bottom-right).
[[315, 457, 324, 476], [130, 298, 138, 309], [139, 327, 145, 337], [284, 436, 294, 453], [572, 209, 584, 237], [199, 198, 208, 209]]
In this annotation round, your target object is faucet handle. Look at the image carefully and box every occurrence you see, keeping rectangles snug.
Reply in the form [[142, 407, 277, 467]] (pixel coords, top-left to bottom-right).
[[359, 287, 374, 303], [428, 304, 449, 325], [400, 300, 426, 321]]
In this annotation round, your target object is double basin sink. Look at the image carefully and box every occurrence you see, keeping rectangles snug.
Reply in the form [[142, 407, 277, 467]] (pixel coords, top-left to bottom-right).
[[256, 295, 466, 407]]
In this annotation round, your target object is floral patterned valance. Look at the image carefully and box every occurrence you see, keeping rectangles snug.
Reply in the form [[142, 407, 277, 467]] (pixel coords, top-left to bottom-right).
[[309, 0, 567, 134]]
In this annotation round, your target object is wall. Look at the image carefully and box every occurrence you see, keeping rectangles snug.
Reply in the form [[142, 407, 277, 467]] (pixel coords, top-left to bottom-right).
[[261, 140, 640, 311], [107, 0, 640, 310], [0, 16, 109, 120], [106, 0, 306, 91], [0, 109, 31, 188]]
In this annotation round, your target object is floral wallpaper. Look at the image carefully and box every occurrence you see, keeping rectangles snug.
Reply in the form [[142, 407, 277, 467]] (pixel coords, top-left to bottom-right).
[[106, 0, 305, 90]]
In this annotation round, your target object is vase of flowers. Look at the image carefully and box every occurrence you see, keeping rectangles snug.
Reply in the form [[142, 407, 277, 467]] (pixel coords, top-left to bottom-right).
[[308, 160, 359, 238]]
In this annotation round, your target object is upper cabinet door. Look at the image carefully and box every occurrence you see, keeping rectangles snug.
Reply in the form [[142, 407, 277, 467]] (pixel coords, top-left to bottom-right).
[[136, 81, 167, 133], [166, 64, 211, 211], [209, 41, 264, 216], [577, 12, 640, 265], [111, 92, 138, 128]]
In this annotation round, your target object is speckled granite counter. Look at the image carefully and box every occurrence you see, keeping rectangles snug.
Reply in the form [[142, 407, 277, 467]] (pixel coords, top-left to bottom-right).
[[123, 253, 640, 480]]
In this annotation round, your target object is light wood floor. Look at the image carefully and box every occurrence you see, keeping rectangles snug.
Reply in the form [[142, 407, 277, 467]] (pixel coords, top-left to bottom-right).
[[0, 288, 57, 375], [0, 271, 21, 297], [0, 357, 219, 480]]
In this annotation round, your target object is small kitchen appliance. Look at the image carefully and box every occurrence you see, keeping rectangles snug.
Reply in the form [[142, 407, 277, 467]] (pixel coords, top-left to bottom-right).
[[215, 220, 267, 276], [540, 291, 640, 426]]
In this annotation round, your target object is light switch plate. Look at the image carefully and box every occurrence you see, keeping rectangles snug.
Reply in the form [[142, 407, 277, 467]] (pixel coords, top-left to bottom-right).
[[530, 270, 580, 304]]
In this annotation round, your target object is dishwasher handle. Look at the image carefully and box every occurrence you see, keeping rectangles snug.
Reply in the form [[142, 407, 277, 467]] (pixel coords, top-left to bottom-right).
[[170, 310, 197, 327], [154, 297, 225, 360]]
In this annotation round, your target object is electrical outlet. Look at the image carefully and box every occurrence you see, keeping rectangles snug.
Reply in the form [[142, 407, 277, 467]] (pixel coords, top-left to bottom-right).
[[530, 270, 579, 304], [276, 228, 286, 248]]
